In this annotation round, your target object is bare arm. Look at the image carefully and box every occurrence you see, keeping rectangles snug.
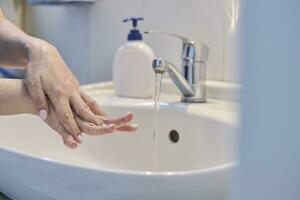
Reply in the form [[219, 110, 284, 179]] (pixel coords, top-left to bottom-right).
[[0, 78, 81, 148], [0, 78, 35, 115], [0, 8, 131, 137], [0, 8, 137, 149], [0, 8, 33, 67], [0, 78, 137, 148]]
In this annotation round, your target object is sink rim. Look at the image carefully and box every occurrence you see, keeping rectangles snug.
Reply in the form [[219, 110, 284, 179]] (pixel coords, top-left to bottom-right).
[[81, 79, 241, 103], [0, 147, 237, 177], [0, 103, 237, 176], [0, 81, 238, 177], [82, 80, 239, 126]]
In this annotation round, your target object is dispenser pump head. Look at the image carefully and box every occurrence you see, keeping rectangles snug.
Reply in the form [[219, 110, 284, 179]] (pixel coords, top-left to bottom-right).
[[123, 17, 144, 41]]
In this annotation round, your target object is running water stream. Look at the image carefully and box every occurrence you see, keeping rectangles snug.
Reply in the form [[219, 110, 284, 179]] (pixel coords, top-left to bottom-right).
[[153, 73, 163, 171]]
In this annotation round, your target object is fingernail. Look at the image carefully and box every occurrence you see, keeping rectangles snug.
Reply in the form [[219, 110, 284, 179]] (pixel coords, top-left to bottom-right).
[[108, 124, 115, 129], [131, 124, 138, 129], [102, 124, 108, 129], [38, 109, 48, 120], [77, 134, 83, 143], [71, 142, 77, 149], [127, 112, 132, 115]]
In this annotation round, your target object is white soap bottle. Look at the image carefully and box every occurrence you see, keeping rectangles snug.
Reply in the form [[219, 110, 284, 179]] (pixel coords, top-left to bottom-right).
[[113, 17, 155, 98]]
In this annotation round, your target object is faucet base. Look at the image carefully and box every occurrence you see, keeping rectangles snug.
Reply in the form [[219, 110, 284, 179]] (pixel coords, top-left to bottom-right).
[[181, 96, 206, 103]]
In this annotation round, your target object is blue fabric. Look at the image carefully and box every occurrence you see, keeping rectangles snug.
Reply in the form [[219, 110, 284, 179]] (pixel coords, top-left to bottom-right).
[[0, 68, 16, 79]]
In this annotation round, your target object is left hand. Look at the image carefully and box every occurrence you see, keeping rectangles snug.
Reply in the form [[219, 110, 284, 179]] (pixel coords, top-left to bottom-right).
[[24, 39, 117, 141], [45, 101, 138, 149]]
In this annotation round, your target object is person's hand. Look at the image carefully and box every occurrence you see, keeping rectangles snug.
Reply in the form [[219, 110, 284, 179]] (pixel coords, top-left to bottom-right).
[[0, 8, 138, 147], [24, 38, 117, 141], [45, 101, 138, 149]]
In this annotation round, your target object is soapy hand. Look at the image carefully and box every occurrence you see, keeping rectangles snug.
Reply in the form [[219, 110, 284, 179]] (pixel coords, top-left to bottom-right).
[[45, 102, 138, 149], [25, 39, 96, 141], [24, 39, 137, 148], [0, 8, 138, 149]]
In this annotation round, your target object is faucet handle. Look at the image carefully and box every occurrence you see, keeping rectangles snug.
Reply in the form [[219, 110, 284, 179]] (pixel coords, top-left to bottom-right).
[[144, 31, 194, 44], [144, 30, 209, 63]]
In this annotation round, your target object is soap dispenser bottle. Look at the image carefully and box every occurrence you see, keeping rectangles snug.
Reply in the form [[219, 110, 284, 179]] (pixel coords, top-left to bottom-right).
[[113, 17, 155, 98]]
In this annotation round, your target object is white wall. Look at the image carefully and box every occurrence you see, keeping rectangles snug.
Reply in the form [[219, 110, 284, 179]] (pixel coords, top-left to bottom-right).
[[25, 4, 91, 83], [25, 0, 240, 84]]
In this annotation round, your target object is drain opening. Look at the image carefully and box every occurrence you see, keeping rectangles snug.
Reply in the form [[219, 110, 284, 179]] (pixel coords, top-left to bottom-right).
[[169, 130, 180, 143]]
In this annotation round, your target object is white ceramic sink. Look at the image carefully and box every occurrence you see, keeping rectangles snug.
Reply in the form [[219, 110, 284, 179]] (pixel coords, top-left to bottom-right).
[[0, 80, 239, 200]]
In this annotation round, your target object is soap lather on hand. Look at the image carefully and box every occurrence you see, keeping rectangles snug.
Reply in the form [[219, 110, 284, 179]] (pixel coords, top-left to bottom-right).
[[0, 8, 138, 149]]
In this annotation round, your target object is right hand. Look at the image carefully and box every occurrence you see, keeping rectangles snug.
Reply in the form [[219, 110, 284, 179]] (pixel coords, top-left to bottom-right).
[[24, 39, 138, 147], [25, 39, 110, 141], [45, 101, 138, 149]]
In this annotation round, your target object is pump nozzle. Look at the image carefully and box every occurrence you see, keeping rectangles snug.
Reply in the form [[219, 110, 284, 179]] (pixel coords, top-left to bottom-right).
[[123, 17, 144, 28], [123, 17, 144, 41]]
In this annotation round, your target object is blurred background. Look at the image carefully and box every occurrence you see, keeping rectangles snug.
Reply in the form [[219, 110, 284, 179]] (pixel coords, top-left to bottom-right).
[[0, 0, 26, 78], [0, 0, 240, 85], [1, 1, 300, 200]]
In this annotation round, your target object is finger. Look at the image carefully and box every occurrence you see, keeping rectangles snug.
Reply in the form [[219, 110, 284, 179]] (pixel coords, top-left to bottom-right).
[[45, 108, 79, 149], [104, 112, 134, 126], [74, 114, 116, 136], [25, 65, 48, 120], [116, 123, 138, 132], [54, 99, 82, 142], [60, 128, 79, 149], [81, 91, 107, 116], [70, 94, 101, 125]]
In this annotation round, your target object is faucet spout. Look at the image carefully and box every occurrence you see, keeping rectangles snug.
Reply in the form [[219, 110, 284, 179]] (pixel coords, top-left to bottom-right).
[[152, 58, 194, 97], [148, 31, 208, 103]]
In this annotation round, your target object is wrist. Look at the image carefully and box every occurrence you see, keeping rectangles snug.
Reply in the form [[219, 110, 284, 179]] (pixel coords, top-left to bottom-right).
[[24, 37, 41, 67], [25, 37, 52, 68]]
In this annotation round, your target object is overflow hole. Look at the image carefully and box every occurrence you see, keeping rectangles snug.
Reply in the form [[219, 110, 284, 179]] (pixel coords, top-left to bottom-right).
[[169, 130, 180, 143]]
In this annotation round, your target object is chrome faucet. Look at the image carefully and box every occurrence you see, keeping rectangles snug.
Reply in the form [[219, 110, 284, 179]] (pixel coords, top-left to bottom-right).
[[145, 31, 209, 103]]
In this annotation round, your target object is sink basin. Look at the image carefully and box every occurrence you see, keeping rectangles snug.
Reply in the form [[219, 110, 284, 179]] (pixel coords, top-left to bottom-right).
[[0, 80, 238, 200]]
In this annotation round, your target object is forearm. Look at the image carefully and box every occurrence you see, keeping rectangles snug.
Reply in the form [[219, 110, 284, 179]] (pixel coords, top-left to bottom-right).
[[0, 8, 37, 68], [0, 79, 36, 115]]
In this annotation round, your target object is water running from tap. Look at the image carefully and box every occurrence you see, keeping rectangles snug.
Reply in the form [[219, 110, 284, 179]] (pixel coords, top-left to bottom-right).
[[153, 73, 163, 171]]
